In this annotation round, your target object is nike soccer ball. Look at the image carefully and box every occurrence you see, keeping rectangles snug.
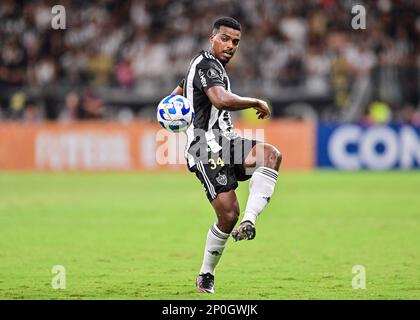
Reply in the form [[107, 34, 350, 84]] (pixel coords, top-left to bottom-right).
[[157, 94, 194, 133]]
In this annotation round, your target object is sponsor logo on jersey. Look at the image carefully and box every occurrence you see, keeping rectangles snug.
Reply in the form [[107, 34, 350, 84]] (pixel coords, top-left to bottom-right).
[[198, 69, 207, 87]]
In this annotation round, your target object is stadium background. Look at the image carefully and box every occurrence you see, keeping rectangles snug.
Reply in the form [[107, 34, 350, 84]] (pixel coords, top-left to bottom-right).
[[1, 0, 420, 300]]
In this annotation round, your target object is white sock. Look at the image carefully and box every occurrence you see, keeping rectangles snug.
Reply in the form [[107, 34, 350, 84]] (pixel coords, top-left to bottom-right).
[[242, 166, 278, 225], [199, 223, 229, 275]]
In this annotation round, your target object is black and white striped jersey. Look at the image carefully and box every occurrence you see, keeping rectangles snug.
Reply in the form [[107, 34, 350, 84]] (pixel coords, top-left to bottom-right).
[[182, 50, 236, 169]]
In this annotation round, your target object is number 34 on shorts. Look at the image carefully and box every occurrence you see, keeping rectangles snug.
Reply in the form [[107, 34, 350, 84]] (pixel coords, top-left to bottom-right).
[[208, 157, 225, 170]]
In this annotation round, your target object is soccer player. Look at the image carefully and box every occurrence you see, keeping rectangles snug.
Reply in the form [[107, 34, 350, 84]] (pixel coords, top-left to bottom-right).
[[170, 17, 282, 294]]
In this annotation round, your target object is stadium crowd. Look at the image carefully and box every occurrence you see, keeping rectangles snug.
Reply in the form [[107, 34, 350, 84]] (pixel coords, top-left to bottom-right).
[[0, 0, 419, 123]]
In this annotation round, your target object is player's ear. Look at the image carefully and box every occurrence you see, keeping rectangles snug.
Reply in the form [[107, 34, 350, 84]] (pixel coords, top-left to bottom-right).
[[209, 29, 217, 45], [209, 33, 215, 46]]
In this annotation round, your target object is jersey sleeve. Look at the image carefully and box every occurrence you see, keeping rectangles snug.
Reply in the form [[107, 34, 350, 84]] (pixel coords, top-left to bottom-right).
[[178, 78, 185, 89], [194, 59, 225, 92]]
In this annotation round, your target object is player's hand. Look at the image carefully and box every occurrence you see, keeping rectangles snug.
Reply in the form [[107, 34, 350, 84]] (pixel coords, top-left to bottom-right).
[[254, 99, 271, 120]]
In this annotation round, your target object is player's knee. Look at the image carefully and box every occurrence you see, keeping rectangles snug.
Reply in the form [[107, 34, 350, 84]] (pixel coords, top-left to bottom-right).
[[218, 210, 239, 232], [264, 144, 282, 170], [273, 146, 282, 166], [225, 210, 239, 227]]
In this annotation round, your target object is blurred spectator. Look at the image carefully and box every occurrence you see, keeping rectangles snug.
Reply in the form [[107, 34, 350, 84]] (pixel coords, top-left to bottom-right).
[[114, 58, 135, 89], [80, 90, 106, 120], [0, 37, 27, 86], [59, 91, 82, 123], [33, 55, 56, 86], [398, 104, 420, 126], [22, 99, 43, 124], [304, 41, 331, 95]]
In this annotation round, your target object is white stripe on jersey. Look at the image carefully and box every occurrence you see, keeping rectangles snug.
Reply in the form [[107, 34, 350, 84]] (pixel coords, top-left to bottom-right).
[[184, 54, 204, 167], [218, 63, 233, 133], [197, 161, 216, 199], [226, 73, 231, 91]]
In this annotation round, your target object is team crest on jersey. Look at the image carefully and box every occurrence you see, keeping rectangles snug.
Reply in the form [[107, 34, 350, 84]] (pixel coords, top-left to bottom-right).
[[215, 173, 227, 186], [207, 68, 220, 79]]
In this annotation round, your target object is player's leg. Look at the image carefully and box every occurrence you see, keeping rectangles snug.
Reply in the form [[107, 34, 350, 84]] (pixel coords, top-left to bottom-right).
[[232, 143, 282, 241], [197, 190, 239, 293], [212, 189, 240, 233], [200, 190, 239, 277]]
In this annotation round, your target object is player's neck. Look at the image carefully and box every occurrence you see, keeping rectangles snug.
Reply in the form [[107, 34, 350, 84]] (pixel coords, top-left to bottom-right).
[[208, 49, 227, 67]]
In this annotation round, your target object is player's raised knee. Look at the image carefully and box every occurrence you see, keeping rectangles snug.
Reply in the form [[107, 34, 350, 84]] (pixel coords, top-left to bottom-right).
[[263, 144, 282, 170]]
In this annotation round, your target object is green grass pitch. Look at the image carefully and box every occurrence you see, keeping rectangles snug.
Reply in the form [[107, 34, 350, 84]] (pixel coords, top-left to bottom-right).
[[0, 171, 419, 300]]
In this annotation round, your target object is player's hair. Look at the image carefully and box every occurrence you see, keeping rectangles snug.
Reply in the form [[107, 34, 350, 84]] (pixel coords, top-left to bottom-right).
[[212, 17, 241, 33]]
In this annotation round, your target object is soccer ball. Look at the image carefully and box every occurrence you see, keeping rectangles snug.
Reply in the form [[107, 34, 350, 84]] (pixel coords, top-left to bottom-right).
[[157, 94, 194, 133]]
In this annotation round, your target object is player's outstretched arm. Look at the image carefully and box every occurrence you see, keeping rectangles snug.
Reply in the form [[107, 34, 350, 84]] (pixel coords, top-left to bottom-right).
[[206, 86, 271, 119]]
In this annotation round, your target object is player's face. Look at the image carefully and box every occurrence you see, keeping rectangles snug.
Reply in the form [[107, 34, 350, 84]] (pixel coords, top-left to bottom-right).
[[210, 26, 241, 64]]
